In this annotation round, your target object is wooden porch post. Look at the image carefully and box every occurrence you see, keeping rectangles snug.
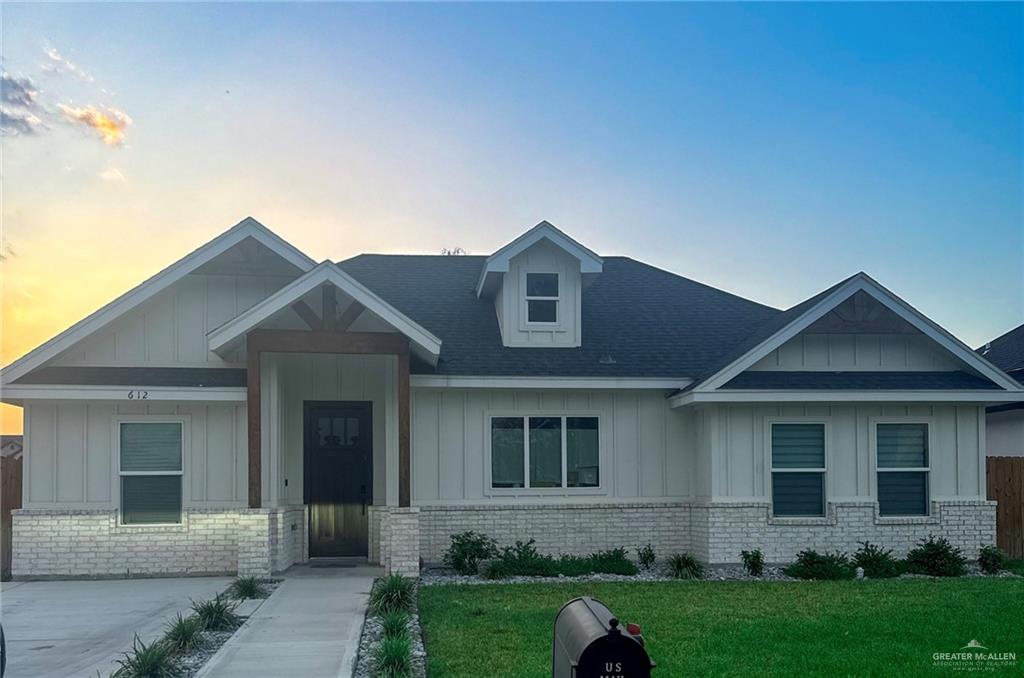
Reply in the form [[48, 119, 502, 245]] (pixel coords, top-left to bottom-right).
[[398, 350, 411, 507], [247, 334, 262, 508]]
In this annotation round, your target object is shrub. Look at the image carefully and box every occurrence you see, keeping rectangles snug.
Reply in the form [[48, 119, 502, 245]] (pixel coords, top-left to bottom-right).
[[191, 595, 241, 631], [586, 548, 639, 576], [370, 574, 416, 614], [667, 553, 704, 580], [379, 609, 411, 639], [852, 541, 902, 579], [373, 634, 412, 678], [978, 544, 1006, 575], [636, 543, 656, 570], [784, 550, 855, 580], [112, 634, 181, 678], [740, 549, 764, 577], [228, 576, 268, 600], [481, 540, 559, 579], [162, 613, 205, 654], [443, 531, 499, 575], [904, 535, 968, 577]]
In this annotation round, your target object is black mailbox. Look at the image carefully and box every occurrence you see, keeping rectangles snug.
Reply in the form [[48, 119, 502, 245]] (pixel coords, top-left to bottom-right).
[[552, 596, 655, 678]]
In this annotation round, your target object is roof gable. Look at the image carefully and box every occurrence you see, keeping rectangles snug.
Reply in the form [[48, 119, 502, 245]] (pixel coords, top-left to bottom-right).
[[979, 323, 1024, 377], [476, 221, 603, 297], [690, 273, 1023, 393], [207, 261, 443, 365], [1, 217, 315, 385]]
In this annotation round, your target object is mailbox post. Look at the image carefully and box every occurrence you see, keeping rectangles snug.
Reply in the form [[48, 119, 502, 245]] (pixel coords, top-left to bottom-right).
[[552, 596, 655, 678]]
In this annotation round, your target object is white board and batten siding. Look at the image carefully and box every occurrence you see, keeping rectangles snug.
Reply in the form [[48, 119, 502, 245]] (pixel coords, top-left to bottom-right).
[[51, 273, 297, 367], [495, 240, 582, 348], [750, 333, 961, 371], [22, 401, 247, 508], [410, 389, 694, 504], [703, 403, 987, 501]]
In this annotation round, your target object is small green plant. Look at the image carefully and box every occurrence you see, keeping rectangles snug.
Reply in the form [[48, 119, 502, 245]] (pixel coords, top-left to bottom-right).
[[370, 574, 416, 613], [977, 544, 1006, 575], [228, 576, 268, 600], [667, 552, 704, 580], [904, 535, 968, 577], [784, 550, 855, 580], [373, 634, 412, 677], [191, 595, 241, 631], [161, 613, 205, 654], [379, 609, 411, 639], [482, 539, 559, 579], [443, 531, 499, 575], [636, 543, 656, 570], [112, 634, 181, 678], [586, 548, 639, 575], [852, 541, 902, 579], [740, 549, 764, 577]]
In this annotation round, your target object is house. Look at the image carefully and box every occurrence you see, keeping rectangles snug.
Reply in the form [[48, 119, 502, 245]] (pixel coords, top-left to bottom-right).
[[1, 218, 1020, 579], [0, 435, 23, 460], [979, 323, 1024, 457]]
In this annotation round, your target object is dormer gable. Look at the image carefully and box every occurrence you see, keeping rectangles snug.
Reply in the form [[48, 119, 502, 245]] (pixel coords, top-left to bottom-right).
[[477, 222, 603, 348]]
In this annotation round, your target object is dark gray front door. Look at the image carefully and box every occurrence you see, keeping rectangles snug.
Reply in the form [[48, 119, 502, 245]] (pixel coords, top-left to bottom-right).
[[304, 402, 372, 557]]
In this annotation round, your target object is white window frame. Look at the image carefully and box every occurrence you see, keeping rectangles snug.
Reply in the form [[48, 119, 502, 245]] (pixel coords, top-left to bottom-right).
[[523, 271, 560, 325], [871, 417, 932, 517], [767, 418, 829, 518], [113, 415, 188, 527], [484, 412, 605, 496]]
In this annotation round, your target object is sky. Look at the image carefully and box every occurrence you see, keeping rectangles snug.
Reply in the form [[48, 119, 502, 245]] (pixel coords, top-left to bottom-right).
[[1, 2, 1022, 433]]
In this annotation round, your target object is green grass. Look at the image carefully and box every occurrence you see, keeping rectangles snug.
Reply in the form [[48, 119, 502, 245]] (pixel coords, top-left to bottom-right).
[[419, 579, 1024, 677]]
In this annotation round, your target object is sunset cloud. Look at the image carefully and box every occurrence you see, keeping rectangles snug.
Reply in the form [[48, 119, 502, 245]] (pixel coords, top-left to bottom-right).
[[2, 72, 39, 108], [42, 47, 94, 82], [99, 166, 127, 183], [0, 108, 43, 136], [58, 104, 132, 145]]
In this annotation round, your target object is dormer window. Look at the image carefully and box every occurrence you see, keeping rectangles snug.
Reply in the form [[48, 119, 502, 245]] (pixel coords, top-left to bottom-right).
[[526, 273, 559, 323]]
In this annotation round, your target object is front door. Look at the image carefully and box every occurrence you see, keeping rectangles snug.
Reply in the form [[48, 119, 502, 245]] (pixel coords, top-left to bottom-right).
[[304, 402, 372, 557]]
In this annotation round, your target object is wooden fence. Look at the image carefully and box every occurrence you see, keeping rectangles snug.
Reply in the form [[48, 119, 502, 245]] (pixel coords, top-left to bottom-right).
[[1, 456, 23, 581], [987, 456, 1024, 559]]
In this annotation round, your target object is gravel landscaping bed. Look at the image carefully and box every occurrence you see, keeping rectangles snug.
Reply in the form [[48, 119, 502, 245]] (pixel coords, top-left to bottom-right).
[[420, 565, 796, 585], [353, 586, 426, 678]]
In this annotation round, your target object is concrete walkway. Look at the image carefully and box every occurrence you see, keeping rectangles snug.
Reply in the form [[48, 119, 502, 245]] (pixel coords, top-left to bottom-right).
[[0, 576, 232, 678], [197, 564, 380, 678]]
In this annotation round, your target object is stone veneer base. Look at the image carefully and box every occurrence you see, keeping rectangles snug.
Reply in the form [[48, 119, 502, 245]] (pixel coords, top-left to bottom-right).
[[12, 506, 309, 580], [12, 500, 996, 578]]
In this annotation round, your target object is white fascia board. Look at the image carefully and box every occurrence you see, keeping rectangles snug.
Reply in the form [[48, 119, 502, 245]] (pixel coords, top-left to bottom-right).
[[411, 375, 693, 390], [0, 217, 316, 386], [697, 274, 1023, 393], [1, 384, 246, 403], [476, 222, 604, 297], [668, 389, 1024, 408], [207, 262, 443, 363]]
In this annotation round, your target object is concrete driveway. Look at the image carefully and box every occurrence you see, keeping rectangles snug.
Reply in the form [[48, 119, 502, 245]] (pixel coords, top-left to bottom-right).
[[0, 576, 232, 678]]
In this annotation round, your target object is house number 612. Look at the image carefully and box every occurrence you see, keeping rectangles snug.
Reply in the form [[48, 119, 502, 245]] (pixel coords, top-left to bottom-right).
[[127, 390, 149, 400]]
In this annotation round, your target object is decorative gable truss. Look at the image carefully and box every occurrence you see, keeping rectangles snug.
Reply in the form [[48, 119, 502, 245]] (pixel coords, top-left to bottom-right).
[[669, 273, 1024, 407]]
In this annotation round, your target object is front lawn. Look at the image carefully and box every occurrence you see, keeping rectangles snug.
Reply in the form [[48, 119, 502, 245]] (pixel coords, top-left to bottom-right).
[[419, 579, 1024, 677]]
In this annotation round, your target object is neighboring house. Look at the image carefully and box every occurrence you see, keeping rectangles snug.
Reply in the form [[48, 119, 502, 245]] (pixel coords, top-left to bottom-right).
[[1, 218, 1020, 579], [0, 435, 23, 460], [978, 323, 1024, 457]]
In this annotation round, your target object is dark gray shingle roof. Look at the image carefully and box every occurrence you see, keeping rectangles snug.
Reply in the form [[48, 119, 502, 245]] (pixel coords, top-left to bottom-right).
[[338, 255, 781, 377], [721, 371, 999, 390], [978, 323, 1024, 380], [16, 367, 247, 387]]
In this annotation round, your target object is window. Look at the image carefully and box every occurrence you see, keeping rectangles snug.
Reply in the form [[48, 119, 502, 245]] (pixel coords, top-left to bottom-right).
[[119, 422, 183, 524], [525, 273, 559, 323], [876, 423, 929, 516], [771, 423, 825, 517], [490, 415, 599, 489]]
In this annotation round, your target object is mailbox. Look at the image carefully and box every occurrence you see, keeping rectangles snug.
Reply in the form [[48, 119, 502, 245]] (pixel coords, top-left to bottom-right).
[[552, 596, 655, 678]]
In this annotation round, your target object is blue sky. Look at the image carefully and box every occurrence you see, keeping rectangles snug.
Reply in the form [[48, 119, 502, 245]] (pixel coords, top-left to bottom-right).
[[1, 2, 1021, 392]]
